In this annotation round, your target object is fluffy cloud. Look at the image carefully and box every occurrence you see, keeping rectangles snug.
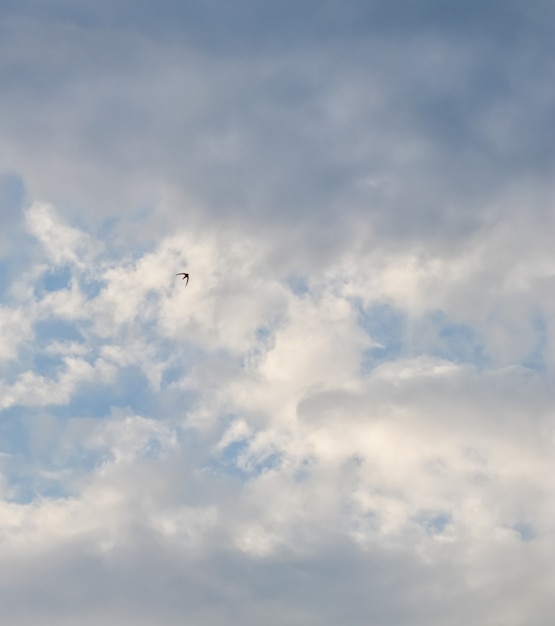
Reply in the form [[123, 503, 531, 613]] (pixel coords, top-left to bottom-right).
[[0, 1, 554, 624], [0, 195, 553, 623]]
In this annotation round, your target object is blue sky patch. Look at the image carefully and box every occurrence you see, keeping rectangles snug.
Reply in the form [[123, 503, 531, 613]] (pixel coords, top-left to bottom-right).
[[358, 302, 406, 371], [287, 275, 309, 296], [0, 406, 29, 457], [211, 437, 283, 481], [512, 521, 535, 542], [522, 314, 548, 372], [34, 318, 84, 344], [79, 276, 104, 299], [436, 320, 488, 366], [55, 366, 154, 419], [32, 352, 65, 376], [410, 309, 489, 368], [42, 266, 72, 292], [414, 511, 451, 536]]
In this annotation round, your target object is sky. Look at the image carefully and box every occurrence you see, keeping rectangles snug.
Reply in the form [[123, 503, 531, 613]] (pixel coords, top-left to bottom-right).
[[0, 1, 554, 624]]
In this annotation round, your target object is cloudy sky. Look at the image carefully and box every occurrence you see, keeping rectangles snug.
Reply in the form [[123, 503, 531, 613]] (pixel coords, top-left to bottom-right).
[[1, 1, 554, 624]]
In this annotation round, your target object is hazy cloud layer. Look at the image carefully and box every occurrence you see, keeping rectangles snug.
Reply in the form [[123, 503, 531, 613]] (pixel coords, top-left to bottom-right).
[[0, 1, 554, 624]]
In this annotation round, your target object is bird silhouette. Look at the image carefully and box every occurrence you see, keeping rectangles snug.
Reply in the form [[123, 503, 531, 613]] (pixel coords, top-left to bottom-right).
[[176, 272, 189, 285]]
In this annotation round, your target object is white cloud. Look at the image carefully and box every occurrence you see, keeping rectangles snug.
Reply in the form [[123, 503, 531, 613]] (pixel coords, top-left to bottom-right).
[[0, 2, 554, 623], [0, 356, 115, 410], [24, 202, 100, 268], [0, 305, 33, 361], [2, 193, 554, 625]]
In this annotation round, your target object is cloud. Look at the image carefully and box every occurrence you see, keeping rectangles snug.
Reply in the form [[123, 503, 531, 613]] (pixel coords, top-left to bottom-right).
[[1, 187, 555, 623], [1, 0, 552, 245], [24, 202, 100, 268], [1, 189, 555, 622], [0, 1, 554, 624]]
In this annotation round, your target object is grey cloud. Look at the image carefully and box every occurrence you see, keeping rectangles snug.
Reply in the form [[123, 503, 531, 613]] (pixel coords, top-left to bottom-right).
[[3, 0, 552, 49], [0, 0, 552, 256], [0, 174, 29, 285], [0, 528, 552, 625]]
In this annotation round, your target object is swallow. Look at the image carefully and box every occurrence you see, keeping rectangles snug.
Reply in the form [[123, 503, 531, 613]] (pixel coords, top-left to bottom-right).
[[176, 272, 189, 285]]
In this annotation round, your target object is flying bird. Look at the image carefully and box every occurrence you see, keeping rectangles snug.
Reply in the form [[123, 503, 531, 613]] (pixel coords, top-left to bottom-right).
[[176, 272, 189, 285]]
